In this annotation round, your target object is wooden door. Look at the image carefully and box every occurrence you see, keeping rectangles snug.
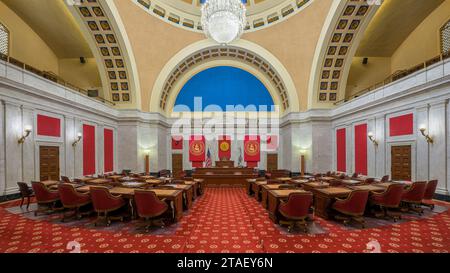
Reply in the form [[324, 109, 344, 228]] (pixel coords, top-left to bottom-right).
[[391, 145, 411, 181], [172, 154, 183, 177], [39, 146, 60, 181], [267, 154, 278, 171]]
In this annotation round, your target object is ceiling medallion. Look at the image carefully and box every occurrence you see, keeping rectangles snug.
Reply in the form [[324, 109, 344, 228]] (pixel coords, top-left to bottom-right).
[[201, 0, 247, 45]]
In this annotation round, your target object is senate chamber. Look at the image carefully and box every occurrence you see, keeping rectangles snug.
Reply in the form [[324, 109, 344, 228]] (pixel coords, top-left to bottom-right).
[[0, 0, 449, 257]]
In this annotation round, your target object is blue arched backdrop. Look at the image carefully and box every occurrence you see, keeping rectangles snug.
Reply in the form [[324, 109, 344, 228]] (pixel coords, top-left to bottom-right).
[[174, 66, 275, 112]]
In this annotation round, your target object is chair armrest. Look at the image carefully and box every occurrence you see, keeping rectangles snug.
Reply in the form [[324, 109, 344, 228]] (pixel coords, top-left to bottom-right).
[[160, 198, 167, 202], [111, 194, 123, 199]]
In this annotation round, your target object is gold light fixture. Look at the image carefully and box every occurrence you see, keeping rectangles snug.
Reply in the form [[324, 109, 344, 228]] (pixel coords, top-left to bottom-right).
[[18, 125, 32, 144], [72, 133, 82, 147], [419, 126, 433, 144], [368, 132, 378, 146]]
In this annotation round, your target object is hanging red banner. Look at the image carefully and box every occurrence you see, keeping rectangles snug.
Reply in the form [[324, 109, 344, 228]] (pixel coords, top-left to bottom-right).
[[244, 135, 260, 163], [218, 135, 231, 160], [171, 135, 183, 150], [189, 135, 205, 163]]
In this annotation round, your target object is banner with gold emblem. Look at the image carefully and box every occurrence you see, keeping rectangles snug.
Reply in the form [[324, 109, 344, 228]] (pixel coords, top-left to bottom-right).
[[244, 135, 260, 165], [218, 135, 231, 160], [189, 135, 205, 167]]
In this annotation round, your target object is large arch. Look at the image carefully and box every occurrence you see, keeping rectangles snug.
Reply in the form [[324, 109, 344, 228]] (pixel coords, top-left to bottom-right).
[[65, 0, 141, 109], [150, 39, 299, 115], [307, 0, 380, 109]]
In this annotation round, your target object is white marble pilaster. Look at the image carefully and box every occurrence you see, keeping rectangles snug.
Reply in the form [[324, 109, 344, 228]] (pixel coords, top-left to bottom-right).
[[21, 106, 35, 183], [0, 100, 5, 195], [367, 118, 376, 177], [374, 114, 386, 178], [4, 102, 22, 194], [415, 105, 429, 181], [429, 101, 448, 194], [64, 116, 75, 178], [97, 124, 104, 174]]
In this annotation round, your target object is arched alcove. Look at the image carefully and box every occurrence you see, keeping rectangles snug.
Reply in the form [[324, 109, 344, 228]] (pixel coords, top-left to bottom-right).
[[174, 66, 275, 112]]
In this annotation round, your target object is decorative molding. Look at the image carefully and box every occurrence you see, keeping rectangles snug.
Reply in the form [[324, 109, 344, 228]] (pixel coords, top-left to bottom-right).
[[309, 0, 379, 107], [66, 0, 140, 107], [133, 0, 313, 33]]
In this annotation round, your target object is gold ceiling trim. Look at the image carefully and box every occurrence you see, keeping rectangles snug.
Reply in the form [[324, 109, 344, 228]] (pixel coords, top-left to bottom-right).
[[134, 0, 312, 33], [159, 46, 290, 111]]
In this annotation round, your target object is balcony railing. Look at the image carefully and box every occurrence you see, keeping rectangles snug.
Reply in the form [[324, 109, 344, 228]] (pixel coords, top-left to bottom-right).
[[334, 51, 450, 106], [0, 52, 115, 106]]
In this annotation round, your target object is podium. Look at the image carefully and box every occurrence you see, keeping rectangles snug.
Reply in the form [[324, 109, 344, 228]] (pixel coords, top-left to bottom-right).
[[215, 160, 234, 168]]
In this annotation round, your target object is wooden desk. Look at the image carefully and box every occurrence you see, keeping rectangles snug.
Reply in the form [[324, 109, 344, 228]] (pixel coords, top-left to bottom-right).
[[86, 178, 111, 185], [146, 179, 164, 186], [297, 175, 315, 179], [319, 177, 335, 182], [41, 180, 59, 187], [276, 177, 292, 182], [314, 187, 352, 219], [267, 189, 307, 223], [350, 185, 385, 192], [192, 173, 257, 187], [246, 179, 256, 195], [139, 175, 155, 180], [290, 179, 309, 185], [340, 179, 363, 186], [376, 182, 411, 189], [252, 181, 267, 201], [302, 182, 329, 191], [167, 184, 194, 209], [215, 160, 234, 168], [184, 181, 199, 199], [261, 184, 283, 209], [76, 177, 95, 183], [107, 175, 123, 181], [109, 187, 184, 222]]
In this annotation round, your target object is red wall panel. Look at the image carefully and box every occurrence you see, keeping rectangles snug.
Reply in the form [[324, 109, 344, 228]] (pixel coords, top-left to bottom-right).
[[336, 128, 346, 172], [389, 113, 413, 136], [172, 136, 183, 150], [354, 124, 368, 175], [83, 124, 96, 176], [37, 114, 61, 137], [104, 128, 114, 173]]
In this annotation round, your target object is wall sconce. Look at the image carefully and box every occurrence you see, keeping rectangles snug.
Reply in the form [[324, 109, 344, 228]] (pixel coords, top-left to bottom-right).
[[72, 133, 82, 147], [367, 132, 378, 146], [419, 126, 433, 144], [18, 125, 32, 144]]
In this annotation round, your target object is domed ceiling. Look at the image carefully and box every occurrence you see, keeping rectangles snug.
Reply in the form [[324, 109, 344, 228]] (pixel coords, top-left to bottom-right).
[[134, 0, 313, 33]]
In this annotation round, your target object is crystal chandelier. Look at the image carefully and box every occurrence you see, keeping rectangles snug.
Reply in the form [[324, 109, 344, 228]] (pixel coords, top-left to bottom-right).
[[201, 0, 247, 45]]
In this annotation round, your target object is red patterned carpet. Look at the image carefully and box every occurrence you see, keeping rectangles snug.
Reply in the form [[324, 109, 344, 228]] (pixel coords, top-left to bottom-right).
[[0, 188, 449, 253]]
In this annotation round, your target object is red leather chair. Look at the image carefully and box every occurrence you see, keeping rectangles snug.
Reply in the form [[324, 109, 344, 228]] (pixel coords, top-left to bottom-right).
[[17, 182, 34, 210], [31, 181, 61, 216], [364, 178, 375, 184], [380, 175, 389, 183], [401, 181, 427, 215], [422, 180, 438, 210], [278, 192, 313, 232], [328, 179, 343, 187], [60, 176, 72, 184], [332, 190, 369, 228], [90, 186, 127, 226], [58, 184, 92, 222], [370, 183, 405, 221], [134, 190, 168, 231]]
